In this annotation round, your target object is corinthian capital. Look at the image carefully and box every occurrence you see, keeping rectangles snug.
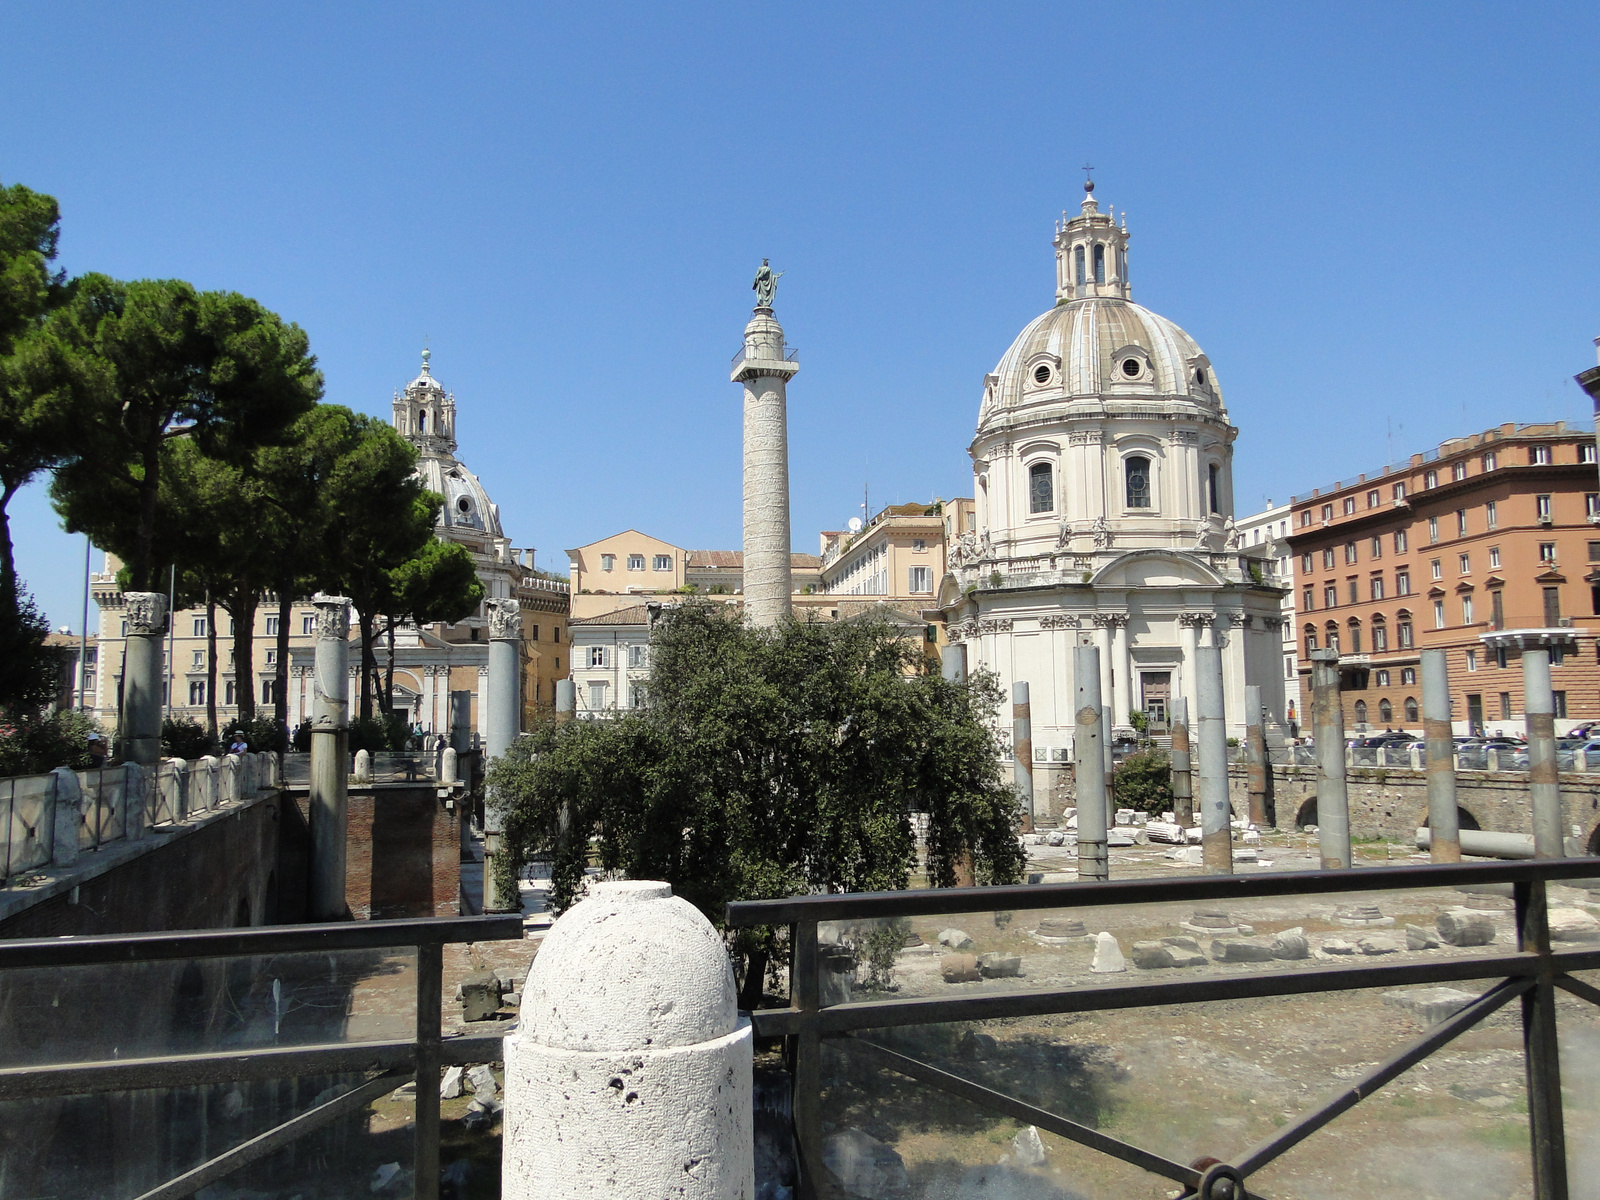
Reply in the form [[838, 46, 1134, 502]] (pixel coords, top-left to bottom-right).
[[313, 594, 352, 640], [123, 592, 169, 636], [487, 597, 522, 641]]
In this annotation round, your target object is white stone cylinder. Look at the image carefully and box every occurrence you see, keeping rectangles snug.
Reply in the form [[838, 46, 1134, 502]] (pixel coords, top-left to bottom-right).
[[734, 308, 796, 630], [503, 880, 753, 1200]]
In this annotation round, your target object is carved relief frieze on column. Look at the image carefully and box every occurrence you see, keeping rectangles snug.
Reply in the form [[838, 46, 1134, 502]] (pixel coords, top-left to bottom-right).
[[487, 597, 522, 641]]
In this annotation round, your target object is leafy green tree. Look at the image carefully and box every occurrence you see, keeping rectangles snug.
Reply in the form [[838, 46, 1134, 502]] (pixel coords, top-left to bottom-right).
[[0, 588, 67, 717], [47, 276, 321, 591], [1112, 749, 1174, 814], [0, 180, 74, 608], [488, 604, 1025, 1007], [311, 414, 481, 721]]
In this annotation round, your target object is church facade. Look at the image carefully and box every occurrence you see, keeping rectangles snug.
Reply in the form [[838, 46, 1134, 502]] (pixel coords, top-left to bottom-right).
[[937, 185, 1288, 796]]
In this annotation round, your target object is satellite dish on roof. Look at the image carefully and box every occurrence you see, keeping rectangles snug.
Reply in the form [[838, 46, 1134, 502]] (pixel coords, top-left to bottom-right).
[[848, 517, 862, 533]]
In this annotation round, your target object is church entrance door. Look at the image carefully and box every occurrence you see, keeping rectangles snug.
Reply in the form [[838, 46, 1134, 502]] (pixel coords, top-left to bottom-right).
[[1140, 671, 1172, 733]]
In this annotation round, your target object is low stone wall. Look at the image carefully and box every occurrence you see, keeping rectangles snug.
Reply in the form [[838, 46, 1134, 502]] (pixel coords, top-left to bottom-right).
[[1226, 763, 1600, 848], [336, 785, 464, 920]]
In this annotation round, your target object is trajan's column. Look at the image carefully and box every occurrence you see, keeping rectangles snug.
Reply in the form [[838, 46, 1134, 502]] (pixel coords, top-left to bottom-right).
[[732, 260, 798, 628]]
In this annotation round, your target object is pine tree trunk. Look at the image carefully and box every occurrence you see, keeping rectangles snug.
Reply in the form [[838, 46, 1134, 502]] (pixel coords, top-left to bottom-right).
[[205, 593, 218, 741], [274, 593, 291, 734], [358, 611, 376, 724], [228, 589, 258, 724]]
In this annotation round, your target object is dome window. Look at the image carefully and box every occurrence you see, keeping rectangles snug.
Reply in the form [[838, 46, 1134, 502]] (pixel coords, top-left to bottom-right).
[[1093, 244, 1106, 285], [1125, 456, 1152, 509], [1121, 358, 1142, 378], [1032, 364, 1052, 385], [1074, 245, 1086, 287], [1194, 367, 1207, 386], [1029, 462, 1054, 515], [456, 496, 472, 514]]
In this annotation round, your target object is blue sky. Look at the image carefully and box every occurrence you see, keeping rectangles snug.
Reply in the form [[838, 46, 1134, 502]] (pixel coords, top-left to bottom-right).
[[5, 3, 1598, 631]]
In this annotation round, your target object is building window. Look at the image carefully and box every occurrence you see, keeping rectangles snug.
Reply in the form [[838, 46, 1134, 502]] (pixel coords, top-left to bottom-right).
[[1485, 500, 1497, 530], [1499, 692, 1512, 720], [1430, 559, 1442, 580], [1301, 511, 1313, 527], [1394, 529, 1408, 553], [1483, 451, 1498, 471], [653, 554, 672, 571], [627, 554, 645, 570], [1304, 627, 1318, 654], [1456, 509, 1467, 537], [1093, 243, 1106, 283], [1398, 620, 1414, 649], [1379, 698, 1393, 723], [189, 680, 207, 705], [628, 644, 647, 668], [1544, 586, 1561, 624], [1326, 625, 1340, 653], [1405, 696, 1419, 722], [628, 684, 646, 709], [1462, 596, 1474, 625], [1208, 464, 1221, 514], [1348, 578, 1359, 604], [224, 680, 236, 706], [1428, 516, 1439, 543], [1285, 655, 1296, 679], [1029, 462, 1054, 514], [909, 566, 933, 593], [1370, 575, 1385, 600], [1587, 494, 1600, 519], [1459, 553, 1471, 574], [1302, 587, 1314, 610], [190, 649, 204, 669], [301, 613, 314, 635], [1301, 553, 1313, 573], [1394, 482, 1407, 501], [1317, 548, 1331, 570], [1074, 244, 1085, 286], [192, 617, 207, 637], [1583, 444, 1598, 464], [1448, 461, 1466, 481], [1554, 691, 1568, 719], [1536, 494, 1552, 520], [1531, 445, 1551, 465], [1321, 504, 1334, 522], [588, 681, 607, 710], [1344, 542, 1358, 564], [1367, 490, 1380, 508], [1370, 536, 1383, 559], [264, 615, 279, 636], [589, 646, 607, 668], [1354, 699, 1368, 726], [1396, 569, 1411, 595], [529, 625, 539, 642], [1125, 456, 1152, 508], [1372, 621, 1388, 651], [262, 679, 277, 705], [1433, 600, 1446, 628], [601, 554, 615, 571], [1324, 584, 1337, 608], [264, 649, 276, 665], [1348, 621, 1362, 653], [1425, 470, 1438, 489], [1376, 669, 1390, 686], [1492, 589, 1505, 629], [912, 538, 927, 552], [1343, 497, 1357, 515], [1540, 542, 1556, 564]]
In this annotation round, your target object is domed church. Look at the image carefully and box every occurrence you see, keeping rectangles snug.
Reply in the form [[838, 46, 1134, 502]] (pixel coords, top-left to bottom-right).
[[938, 184, 1288, 791]]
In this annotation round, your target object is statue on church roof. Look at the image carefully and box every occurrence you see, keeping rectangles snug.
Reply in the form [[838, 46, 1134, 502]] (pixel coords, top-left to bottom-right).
[[752, 259, 783, 309]]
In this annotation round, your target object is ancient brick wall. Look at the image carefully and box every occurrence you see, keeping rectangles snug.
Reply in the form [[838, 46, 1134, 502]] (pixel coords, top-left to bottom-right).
[[343, 785, 461, 920], [1227, 762, 1600, 847]]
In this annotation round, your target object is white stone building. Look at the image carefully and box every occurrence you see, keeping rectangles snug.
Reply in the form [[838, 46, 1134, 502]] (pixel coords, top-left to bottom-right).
[[938, 183, 1288, 780], [1235, 500, 1304, 731], [566, 604, 655, 716]]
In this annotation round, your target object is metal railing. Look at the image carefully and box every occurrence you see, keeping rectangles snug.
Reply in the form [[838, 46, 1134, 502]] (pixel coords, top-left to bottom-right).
[[731, 344, 800, 369], [0, 914, 522, 1200], [729, 857, 1600, 1200]]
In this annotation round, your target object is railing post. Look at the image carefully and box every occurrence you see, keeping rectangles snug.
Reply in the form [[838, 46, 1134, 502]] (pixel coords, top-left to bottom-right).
[[1515, 876, 1569, 1200], [1170, 697, 1193, 828], [1013, 681, 1034, 833], [1522, 648, 1565, 859], [49, 767, 79, 867], [1422, 649, 1461, 862], [415, 938, 443, 1200], [793, 917, 822, 1200], [1310, 648, 1351, 869], [1195, 642, 1232, 874], [1074, 645, 1109, 881]]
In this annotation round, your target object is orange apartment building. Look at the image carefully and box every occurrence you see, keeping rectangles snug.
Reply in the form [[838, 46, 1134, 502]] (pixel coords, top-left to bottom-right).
[[1288, 421, 1600, 737]]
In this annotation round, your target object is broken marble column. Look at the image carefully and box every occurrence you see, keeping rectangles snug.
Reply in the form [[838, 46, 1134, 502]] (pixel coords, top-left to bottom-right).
[[121, 592, 169, 769], [483, 597, 523, 914], [1195, 642, 1232, 874], [1013, 681, 1034, 832], [1421, 648, 1461, 863], [1310, 647, 1351, 870], [1521, 646, 1565, 859], [309, 594, 351, 922], [1074, 645, 1108, 881]]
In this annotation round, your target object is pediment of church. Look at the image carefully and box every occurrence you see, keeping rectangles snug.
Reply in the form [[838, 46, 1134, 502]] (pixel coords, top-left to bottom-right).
[[1090, 550, 1226, 589]]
